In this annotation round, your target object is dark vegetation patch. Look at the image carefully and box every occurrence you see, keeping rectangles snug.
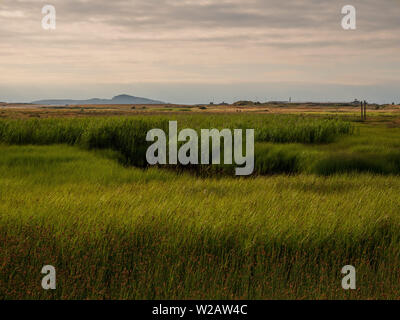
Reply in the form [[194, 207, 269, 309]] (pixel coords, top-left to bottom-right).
[[0, 114, 385, 176]]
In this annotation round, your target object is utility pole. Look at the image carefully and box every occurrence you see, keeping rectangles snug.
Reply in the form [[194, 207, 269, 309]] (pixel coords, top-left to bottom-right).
[[361, 100, 364, 121], [364, 100, 367, 121]]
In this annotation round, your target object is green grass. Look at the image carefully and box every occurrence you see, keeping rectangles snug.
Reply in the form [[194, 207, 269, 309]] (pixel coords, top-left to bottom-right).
[[1, 144, 400, 299], [0, 114, 355, 175], [0, 113, 353, 146], [1, 114, 400, 299]]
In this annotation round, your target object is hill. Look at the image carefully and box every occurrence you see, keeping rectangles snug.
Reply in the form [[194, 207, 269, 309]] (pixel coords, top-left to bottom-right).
[[32, 94, 165, 105]]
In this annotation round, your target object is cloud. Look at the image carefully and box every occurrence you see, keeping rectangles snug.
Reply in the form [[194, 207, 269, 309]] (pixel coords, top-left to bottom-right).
[[0, 0, 399, 102]]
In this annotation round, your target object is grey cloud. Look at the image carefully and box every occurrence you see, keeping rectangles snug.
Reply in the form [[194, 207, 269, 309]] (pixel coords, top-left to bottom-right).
[[1, 0, 400, 47], [3, 0, 400, 31], [0, 0, 399, 103]]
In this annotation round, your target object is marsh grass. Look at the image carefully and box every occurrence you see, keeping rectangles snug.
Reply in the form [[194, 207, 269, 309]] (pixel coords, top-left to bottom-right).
[[0, 113, 353, 146], [0, 115, 399, 176], [1, 145, 400, 299], [1, 114, 400, 299], [0, 114, 354, 174]]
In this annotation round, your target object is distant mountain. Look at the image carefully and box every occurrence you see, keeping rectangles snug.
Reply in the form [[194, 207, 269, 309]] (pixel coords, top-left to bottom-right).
[[32, 94, 165, 105]]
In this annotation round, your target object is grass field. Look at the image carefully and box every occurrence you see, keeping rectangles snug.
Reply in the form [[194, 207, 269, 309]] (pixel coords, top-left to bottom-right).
[[1, 106, 400, 299]]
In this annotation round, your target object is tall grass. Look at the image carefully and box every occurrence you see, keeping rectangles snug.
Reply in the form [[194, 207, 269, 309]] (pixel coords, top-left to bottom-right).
[[1, 145, 400, 299], [0, 117, 167, 166], [0, 114, 353, 146], [0, 115, 354, 174], [314, 153, 400, 175], [254, 116, 353, 143], [1, 116, 400, 176]]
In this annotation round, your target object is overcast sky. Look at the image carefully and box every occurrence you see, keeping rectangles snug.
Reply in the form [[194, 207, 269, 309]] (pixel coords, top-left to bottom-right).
[[0, 0, 399, 103]]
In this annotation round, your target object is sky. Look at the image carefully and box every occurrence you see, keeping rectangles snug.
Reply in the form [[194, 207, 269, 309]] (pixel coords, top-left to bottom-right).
[[0, 0, 399, 104]]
